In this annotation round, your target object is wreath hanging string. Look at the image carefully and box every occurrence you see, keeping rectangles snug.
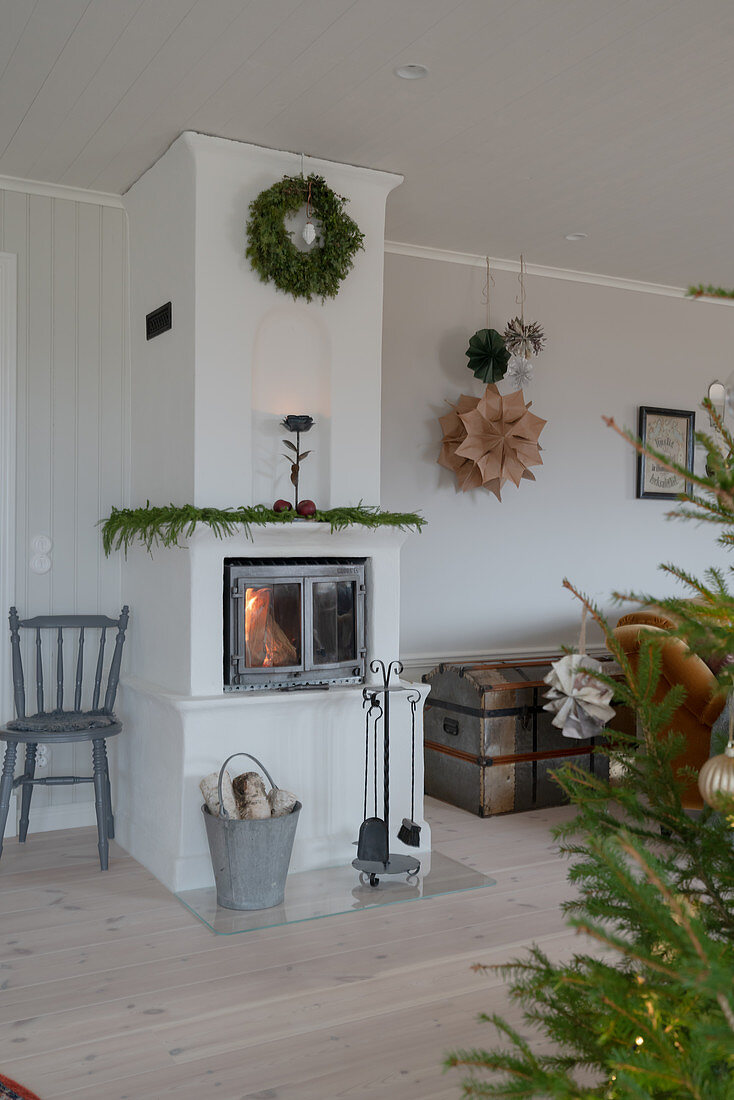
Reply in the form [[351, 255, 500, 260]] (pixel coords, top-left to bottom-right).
[[246, 172, 365, 303]]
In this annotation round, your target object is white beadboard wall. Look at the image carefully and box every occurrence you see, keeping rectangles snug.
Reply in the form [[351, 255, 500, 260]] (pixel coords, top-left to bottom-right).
[[0, 187, 127, 832]]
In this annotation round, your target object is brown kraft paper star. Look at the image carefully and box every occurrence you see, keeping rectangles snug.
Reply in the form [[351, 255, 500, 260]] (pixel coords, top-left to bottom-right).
[[439, 385, 546, 500]]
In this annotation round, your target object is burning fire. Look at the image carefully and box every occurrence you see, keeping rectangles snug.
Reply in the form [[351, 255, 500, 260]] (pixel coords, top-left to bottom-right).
[[245, 587, 297, 668]]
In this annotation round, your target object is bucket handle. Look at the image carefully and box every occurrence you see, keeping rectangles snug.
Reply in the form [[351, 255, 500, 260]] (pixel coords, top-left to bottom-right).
[[217, 752, 278, 820]]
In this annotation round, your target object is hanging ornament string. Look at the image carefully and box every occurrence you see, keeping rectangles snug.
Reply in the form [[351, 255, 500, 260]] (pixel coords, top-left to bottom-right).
[[482, 256, 494, 330], [464, 260, 509, 384], [505, 254, 546, 360], [579, 603, 588, 657], [516, 254, 527, 329]]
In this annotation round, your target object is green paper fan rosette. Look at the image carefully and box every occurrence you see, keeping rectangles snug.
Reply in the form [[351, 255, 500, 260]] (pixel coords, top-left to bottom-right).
[[465, 328, 510, 383]]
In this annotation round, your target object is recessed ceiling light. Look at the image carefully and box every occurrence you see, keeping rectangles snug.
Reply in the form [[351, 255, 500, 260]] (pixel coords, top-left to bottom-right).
[[394, 64, 428, 80], [564, 232, 588, 241]]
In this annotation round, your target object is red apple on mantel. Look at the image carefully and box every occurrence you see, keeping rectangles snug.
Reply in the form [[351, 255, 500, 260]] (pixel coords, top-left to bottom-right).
[[297, 499, 316, 517], [273, 499, 292, 513]]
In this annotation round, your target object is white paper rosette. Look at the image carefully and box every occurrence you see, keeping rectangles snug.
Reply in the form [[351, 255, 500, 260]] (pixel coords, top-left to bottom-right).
[[543, 653, 615, 739]]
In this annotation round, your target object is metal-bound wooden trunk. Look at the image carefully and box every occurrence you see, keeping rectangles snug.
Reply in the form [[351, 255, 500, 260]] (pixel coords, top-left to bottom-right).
[[423, 656, 621, 817]]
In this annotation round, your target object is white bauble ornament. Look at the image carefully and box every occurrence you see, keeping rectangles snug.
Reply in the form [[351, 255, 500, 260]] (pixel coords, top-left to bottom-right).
[[302, 221, 316, 245]]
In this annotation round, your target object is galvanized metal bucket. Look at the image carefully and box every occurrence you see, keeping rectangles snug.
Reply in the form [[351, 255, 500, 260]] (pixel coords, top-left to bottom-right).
[[202, 752, 301, 910]]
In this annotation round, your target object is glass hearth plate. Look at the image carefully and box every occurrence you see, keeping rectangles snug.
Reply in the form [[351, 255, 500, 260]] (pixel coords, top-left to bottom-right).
[[176, 850, 495, 935]]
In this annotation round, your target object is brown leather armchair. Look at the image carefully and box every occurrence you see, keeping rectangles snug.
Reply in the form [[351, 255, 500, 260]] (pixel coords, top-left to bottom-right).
[[612, 611, 726, 809]]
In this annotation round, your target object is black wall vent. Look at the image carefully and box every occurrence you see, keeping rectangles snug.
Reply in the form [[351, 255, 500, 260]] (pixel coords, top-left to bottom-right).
[[146, 301, 172, 340]]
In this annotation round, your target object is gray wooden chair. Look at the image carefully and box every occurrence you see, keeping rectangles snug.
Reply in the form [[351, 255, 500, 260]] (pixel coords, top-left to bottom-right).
[[0, 606, 129, 870]]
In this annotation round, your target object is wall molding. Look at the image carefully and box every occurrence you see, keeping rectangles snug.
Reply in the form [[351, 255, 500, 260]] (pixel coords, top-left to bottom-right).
[[24, 801, 97, 835], [399, 644, 609, 680], [0, 253, 16, 728], [384, 240, 734, 305], [0, 172, 124, 208]]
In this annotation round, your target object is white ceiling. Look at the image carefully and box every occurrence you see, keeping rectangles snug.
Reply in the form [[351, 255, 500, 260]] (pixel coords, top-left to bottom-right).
[[2, 0, 734, 286]]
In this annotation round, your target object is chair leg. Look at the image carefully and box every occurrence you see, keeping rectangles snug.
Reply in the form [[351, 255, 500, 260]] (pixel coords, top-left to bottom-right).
[[0, 742, 18, 860], [92, 739, 110, 871], [104, 755, 114, 839], [18, 743, 37, 843]]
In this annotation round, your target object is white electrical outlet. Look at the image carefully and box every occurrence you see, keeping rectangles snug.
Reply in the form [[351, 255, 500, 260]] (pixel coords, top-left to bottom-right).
[[31, 535, 52, 554], [30, 554, 51, 575]]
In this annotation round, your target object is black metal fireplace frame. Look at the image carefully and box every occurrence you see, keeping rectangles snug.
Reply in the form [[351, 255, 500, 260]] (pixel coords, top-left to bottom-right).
[[223, 558, 367, 691]]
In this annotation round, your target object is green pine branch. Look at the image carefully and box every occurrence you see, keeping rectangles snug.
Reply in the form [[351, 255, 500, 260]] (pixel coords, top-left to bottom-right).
[[99, 501, 426, 555], [687, 284, 734, 301]]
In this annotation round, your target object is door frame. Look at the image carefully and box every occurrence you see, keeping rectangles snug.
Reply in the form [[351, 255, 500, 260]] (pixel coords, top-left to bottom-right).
[[0, 252, 17, 727]]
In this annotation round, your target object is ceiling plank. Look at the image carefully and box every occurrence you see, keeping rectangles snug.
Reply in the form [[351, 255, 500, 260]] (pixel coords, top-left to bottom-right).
[[64, 0, 321, 189], [26, 0, 202, 184], [0, 0, 38, 83], [0, 0, 145, 179], [89, 0, 304, 192], [0, 0, 92, 157]]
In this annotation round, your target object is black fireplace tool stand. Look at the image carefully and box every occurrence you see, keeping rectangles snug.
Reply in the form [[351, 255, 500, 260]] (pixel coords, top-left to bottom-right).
[[353, 660, 421, 887]]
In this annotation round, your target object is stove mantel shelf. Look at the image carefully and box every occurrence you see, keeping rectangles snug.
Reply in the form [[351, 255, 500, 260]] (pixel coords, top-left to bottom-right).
[[148, 521, 413, 553], [120, 675, 428, 708]]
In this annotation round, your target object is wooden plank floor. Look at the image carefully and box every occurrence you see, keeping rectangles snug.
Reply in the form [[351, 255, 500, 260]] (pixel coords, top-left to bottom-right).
[[0, 798, 579, 1099]]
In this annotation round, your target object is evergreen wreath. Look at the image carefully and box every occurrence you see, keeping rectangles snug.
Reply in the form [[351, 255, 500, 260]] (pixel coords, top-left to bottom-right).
[[245, 173, 364, 302]]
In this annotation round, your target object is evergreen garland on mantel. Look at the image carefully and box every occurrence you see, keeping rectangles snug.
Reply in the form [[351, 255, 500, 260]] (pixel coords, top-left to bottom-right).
[[101, 503, 426, 556]]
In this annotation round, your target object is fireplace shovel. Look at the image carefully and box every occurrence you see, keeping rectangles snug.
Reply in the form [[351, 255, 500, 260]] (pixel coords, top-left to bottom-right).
[[356, 816, 389, 864]]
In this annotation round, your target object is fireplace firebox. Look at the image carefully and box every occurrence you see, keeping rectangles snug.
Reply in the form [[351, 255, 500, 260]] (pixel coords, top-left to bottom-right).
[[224, 558, 367, 691]]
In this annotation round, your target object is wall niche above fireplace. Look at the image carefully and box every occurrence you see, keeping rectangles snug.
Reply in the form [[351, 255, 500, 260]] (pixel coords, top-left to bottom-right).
[[223, 558, 367, 691]]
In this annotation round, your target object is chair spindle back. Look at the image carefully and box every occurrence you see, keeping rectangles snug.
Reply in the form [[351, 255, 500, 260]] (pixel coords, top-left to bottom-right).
[[7, 607, 129, 718]]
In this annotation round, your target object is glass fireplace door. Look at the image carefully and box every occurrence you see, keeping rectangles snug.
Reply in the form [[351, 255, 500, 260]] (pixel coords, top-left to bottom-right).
[[305, 577, 361, 670], [244, 583, 301, 669], [228, 575, 304, 686]]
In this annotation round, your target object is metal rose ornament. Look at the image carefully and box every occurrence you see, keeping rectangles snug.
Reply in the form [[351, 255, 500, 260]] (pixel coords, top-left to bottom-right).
[[281, 415, 314, 510]]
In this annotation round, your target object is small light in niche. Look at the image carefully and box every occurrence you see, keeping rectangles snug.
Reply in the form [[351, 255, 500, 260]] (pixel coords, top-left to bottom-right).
[[564, 232, 588, 241], [394, 64, 429, 80]]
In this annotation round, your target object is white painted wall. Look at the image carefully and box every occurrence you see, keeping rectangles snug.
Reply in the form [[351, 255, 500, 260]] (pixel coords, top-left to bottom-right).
[[191, 133, 400, 510], [124, 138, 196, 508], [381, 249, 734, 674], [0, 186, 127, 831]]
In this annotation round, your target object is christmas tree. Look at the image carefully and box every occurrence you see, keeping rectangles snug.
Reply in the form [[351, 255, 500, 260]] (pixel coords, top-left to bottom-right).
[[446, 400, 734, 1098]]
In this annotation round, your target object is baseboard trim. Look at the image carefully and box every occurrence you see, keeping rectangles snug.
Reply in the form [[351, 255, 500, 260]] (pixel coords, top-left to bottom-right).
[[24, 801, 97, 834], [3, 793, 16, 838]]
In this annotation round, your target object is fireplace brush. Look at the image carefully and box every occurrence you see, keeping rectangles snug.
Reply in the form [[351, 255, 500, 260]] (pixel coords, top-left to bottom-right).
[[398, 691, 422, 847]]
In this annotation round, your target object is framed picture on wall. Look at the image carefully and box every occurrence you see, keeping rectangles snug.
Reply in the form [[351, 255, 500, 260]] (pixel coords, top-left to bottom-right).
[[636, 406, 695, 500]]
